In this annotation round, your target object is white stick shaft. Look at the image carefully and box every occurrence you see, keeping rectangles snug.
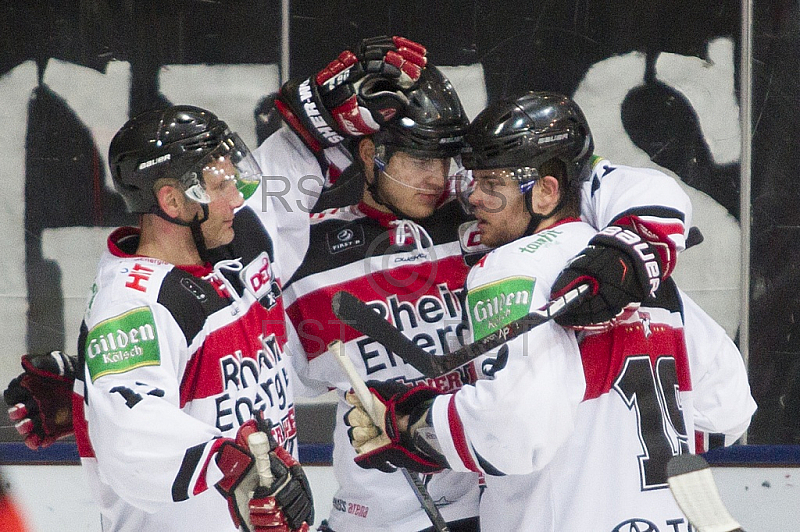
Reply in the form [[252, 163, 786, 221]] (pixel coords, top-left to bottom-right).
[[329, 340, 381, 423], [247, 431, 273, 487]]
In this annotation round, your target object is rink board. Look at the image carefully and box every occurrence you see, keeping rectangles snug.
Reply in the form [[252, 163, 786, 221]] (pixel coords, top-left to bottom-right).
[[2, 443, 799, 532]]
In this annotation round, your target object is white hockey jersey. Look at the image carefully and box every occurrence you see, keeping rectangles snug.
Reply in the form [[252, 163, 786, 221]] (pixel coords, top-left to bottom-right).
[[72, 127, 324, 532], [73, 226, 301, 532], [429, 218, 755, 531], [282, 200, 484, 532]]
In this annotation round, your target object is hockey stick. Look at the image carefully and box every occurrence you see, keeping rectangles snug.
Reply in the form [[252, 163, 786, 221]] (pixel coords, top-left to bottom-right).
[[248, 431, 274, 488], [331, 283, 590, 378], [666, 454, 745, 532], [328, 340, 451, 532]]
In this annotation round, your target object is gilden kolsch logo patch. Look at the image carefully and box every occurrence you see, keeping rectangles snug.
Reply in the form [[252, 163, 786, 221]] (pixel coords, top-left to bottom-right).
[[85, 307, 161, 382]]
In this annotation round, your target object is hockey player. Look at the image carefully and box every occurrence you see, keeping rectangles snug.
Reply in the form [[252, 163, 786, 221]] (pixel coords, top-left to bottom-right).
[[281, 63, 484, 532], [71, 105, 313, 532], [6, 35, 450, 532], [343, 92, 756, 531]]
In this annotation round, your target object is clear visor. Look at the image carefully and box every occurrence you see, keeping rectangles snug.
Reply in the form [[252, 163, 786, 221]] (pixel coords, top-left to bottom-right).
[[451, 165, 474, 212], [182, 133, 262, 204], [453, 166, 539, 207]]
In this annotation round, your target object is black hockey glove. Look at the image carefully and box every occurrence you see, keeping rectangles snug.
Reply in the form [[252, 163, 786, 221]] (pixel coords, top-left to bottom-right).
[[216, 415, 313, 532], [275, 35, 427, 152], [550, 224, 663, 331], [344, 380, 446, 474], [4, 351, 77, 450]]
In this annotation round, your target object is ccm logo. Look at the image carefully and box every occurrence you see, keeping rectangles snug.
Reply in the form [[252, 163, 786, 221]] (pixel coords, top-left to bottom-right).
[[599, 225, 661, 296]]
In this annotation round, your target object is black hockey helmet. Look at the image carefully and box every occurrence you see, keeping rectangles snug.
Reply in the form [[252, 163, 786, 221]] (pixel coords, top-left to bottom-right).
[[372, 65, 469, 162], [461, 91, 594, 186], [109, 105, 261, 215]]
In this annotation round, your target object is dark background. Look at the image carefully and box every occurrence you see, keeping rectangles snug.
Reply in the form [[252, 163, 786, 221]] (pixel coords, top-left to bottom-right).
[[1, 0, 798, 445]]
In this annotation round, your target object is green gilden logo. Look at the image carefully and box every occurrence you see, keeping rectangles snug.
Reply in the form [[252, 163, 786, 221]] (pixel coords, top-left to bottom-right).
[[468, 276, 536, 340], [85, 307, 161, 382]]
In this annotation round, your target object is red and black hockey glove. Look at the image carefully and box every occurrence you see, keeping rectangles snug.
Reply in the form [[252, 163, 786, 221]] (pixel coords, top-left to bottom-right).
[[276, 35, 427, 152], [250, 441, 313, 532], [550, 224, 663, 331], [344, 380, 446, 474], [4, 351, 77, 450], [216, 415, 313, 532]]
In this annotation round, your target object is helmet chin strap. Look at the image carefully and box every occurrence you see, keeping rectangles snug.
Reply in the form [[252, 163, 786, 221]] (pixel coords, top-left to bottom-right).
[[521, 186, 550, 237], [521, 184, 567, 237], [190, 210, 210, 262], [380, 169, 442, 193], [152, 202, 211, 260], [365, 165, 413, 220]]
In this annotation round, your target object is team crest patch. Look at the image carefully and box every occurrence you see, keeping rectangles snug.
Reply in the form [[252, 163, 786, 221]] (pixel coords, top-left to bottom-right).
[[240, 251, 282, 309], [85, 307, 161, 382], [326, 225, 365, 254], [467, 276, 536, 341]]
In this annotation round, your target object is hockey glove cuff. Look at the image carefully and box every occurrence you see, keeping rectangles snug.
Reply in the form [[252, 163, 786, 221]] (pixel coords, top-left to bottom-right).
[[216, 416, 314, 532], [550, 224, 663, 331], [256, 442, 313, 531], [345, 380, 446, 474]]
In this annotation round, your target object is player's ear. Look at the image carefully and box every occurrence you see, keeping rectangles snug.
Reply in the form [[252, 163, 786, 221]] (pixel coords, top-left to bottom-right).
[[530, 175, 560, 215], [359, 138, 376, 167], [155, 183, 185, 218], [358, 138, 377, 182]]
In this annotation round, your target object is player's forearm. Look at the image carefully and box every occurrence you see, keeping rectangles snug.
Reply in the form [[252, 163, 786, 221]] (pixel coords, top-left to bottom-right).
[[429, 336, 585, 475], [86, 392, 225, 510], [681, 290, 756, 440], [251, 127, 326, 210]]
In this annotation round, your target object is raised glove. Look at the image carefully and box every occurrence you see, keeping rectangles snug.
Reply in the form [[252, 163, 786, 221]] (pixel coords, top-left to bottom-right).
[[216, 416, 313, 532], [276, 35, 427, 151], [4, 351, 77, 450], [550, 224, 663, 331], [344, 380, 446, 474]]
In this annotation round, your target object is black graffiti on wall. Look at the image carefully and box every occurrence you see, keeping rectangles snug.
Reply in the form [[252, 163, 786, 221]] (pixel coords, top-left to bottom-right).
[[6, 0, 800, 444]]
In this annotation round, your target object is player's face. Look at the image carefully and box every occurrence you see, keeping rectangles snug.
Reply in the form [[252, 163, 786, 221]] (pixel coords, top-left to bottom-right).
[[199, 157, 244, 248], [378, 151, 449, 219], [468, 169, 531, 248]]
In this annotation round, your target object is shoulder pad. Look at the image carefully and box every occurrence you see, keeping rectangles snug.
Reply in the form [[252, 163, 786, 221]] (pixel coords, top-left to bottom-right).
[[157, 269, 229, 344]]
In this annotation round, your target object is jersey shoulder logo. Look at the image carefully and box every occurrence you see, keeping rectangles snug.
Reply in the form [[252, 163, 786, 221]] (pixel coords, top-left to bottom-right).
[[467, 276, 536, 341], [123, 263, 155, 292], [240, 251, 282, 308], [85, 306, 161, 382], [516, 228, 565, 255], [326, 224, 365, 254]]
